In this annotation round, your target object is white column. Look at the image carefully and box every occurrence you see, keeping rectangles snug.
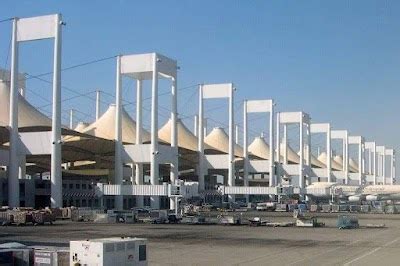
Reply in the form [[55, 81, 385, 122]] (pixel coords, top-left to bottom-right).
[[383, 151, 386, 185], [135, 79, 144, 208], [276, 113, 280, 161], [243, 101, 249, 203], [228, 84, 235, 202], [19, 87, 25, 98], [50, 14, 62, 208], [275, 112, 280, 184], [69, 109, 74, 129], [373, 144, 377, 185], [198, 85, 205, 191], [344, 134, 349, 184], [8, 18, 19, 207], [170, 77, 178, 210], [269, 103, 275, 187], [114, 55, 123, 210], [358, 141, 362, 185], [194, 115, 198, 137], [150, 54, 159, 209], [283, 124, 288, 164], [392, 152, 396, 185], [306, 124, 311, 167], [18, 155, 26, 180], [326, 127, 331, 182], [368, 150, 372, 175], [129, 163, 135, 184], [96, 90, 101, 120], [299, 118, 304, 189]]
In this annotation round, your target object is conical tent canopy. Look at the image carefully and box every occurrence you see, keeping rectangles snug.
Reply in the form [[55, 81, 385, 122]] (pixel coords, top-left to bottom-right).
[[82, 104, 151, 144], [0, 81, 51, 127], [296, 148, 326, 168], [279, 143, 300, 164], [334, 155, 344, 167], [349, 158, 359, 172], [311, 154, 326, 168], [74, 122, 90, 132], [318, 152, 343, 171], [248, 136, 270, 159], [205, 127, 243, 157], [158, 118, 211, 151]]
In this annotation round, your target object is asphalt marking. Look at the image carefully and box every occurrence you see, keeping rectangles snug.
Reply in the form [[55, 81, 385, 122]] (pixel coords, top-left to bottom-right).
[[343, 236, 400, 265]]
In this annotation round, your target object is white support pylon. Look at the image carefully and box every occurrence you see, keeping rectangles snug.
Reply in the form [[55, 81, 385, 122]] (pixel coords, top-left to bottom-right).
[[269, 103, 275, 187], [197, 84, 205, 192], [228, 84, 235, 202], [96, 90, 101, 120], [150, 53, 160, 209], [8, 17, 19, 207], [194, 115, 198, 137], [69, 109, 74, 129], [114, 55, 123, 210], [135, 79, 144, 208], [243, 100, 248, 203], [50, 14, 63, 208], [299, 115, 304, 189], [170, 76, 178, 210]]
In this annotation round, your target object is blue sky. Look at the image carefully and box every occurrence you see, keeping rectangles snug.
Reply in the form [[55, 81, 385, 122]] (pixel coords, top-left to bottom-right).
[[1, 1, 399, 176]]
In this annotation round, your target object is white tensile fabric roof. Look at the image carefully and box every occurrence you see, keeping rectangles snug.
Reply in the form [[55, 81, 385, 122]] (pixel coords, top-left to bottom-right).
[[74, 122, 90, 132], [334, 155, 343, 166], [158, 118, 212, 152], [318, 152, 343, 171], [205, 127, 243, 157], [330, 154, 358, 173], [349, 158, 359, 172], [81, 104, 151, 144], [248, 136, 271, 159], [0, 81, 51, 127], [247, 137, 326, 167]]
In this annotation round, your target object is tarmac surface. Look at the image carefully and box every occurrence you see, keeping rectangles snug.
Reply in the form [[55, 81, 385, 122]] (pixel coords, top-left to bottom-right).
[[1, 212, 400, 265]]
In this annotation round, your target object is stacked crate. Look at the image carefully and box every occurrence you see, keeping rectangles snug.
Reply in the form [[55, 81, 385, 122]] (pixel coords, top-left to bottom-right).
[[13, 211, 33, 225], [360, 205, 370, 213], [310, 204, 320, 212], [32, 211, 55, 225], [321, 204, 331, 213]]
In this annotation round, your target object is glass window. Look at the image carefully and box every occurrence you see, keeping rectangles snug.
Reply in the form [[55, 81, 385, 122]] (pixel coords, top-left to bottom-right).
[[116, 243, 124, 251], [139, 245, 146, 261], [82, 184, 87, 190], [76, 184, 80, 189]]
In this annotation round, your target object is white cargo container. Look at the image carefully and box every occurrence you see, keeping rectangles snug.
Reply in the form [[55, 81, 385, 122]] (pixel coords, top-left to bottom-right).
[[70, 237, 147, 266]]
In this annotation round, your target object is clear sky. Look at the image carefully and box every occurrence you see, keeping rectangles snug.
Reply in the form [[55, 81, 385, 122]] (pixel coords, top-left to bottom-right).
[[1, 1, 399, 178]]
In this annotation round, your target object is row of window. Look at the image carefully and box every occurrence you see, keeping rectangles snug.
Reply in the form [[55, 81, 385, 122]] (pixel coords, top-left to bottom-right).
[[62, 183, 93, 190], [63, 198, 99, 208]]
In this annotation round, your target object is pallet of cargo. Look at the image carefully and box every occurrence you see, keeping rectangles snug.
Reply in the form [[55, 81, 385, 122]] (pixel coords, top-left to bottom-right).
[[385, 205, 398, 214], [32, 211, 55, 225], [275, 203, 288, 212], [13, 212, 33, 226], [0, 212, 14, 226], [349, 205, 361, 213], [360, 205, 370, 213], [309, 204, 320, 212], [321, 204, 331, 213]]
